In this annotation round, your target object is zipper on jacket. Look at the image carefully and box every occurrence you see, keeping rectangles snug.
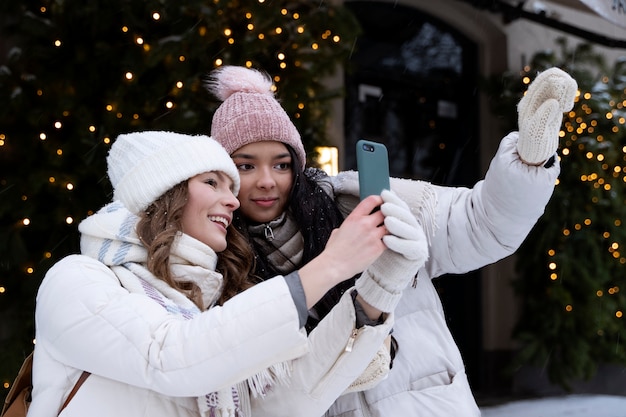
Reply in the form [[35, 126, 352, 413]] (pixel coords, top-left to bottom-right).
[[345, 328, 359, 352], [411, 271, 419, 288], [311, 327, 363, 399], [264, 224, 275, 241]]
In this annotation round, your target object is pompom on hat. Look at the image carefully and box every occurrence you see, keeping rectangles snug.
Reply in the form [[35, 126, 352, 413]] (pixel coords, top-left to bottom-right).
[[206, 65, 306, 171], [107, 131, 240, 214]]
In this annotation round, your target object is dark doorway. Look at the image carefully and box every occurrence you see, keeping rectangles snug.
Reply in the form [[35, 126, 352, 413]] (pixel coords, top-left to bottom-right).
[[344, 0, 484, 391]]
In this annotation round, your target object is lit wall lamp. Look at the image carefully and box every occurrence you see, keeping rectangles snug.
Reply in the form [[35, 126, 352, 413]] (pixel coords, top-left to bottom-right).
[[313, 146, 338, 176]]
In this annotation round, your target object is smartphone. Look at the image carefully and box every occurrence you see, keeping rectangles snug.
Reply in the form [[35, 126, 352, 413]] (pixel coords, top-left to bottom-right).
[[356, 139, 390, 200]]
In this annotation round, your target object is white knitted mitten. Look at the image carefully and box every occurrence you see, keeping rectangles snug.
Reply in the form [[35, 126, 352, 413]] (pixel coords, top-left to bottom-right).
[[355, 190, 428, 312], [517, 67, 578, 165]]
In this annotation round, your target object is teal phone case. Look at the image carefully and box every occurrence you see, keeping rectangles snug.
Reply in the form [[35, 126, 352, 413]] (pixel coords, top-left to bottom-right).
[[356, 139, 390, 200]]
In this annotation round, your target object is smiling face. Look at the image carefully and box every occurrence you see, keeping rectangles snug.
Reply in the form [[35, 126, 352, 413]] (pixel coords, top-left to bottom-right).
[[231, 141, 294, 224], [181, 171, 240, 252]]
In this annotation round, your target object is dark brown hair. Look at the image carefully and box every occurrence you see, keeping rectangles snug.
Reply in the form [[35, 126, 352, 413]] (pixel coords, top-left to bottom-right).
[[136, 181, 256, 309]]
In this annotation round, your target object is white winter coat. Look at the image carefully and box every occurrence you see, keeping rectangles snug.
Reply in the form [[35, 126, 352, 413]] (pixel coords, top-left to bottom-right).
[[27, 202, 393, 417], [323, 132, 559, 416]]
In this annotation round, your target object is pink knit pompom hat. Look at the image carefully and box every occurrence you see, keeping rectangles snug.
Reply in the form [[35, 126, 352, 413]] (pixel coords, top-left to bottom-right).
[[206, 65, 306, 170]]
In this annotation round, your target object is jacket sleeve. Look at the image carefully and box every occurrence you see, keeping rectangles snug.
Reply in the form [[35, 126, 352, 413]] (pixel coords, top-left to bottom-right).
[[421, 131, 559, 277], [250, 289, 394, 417], [34, 255, 309, 397], [331, 132, 558, 279]]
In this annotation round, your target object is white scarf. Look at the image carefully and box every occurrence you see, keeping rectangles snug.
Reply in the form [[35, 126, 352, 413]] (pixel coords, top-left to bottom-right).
[[79, 201, 291, 417]]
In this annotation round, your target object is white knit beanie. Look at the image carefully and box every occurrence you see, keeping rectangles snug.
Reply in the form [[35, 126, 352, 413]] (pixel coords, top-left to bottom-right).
[[107, 131, 240, 214], [206, 65, 306, 171]]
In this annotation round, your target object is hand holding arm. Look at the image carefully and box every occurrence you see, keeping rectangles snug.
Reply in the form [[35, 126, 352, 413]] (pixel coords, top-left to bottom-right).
[[516, 67, 578, 165]]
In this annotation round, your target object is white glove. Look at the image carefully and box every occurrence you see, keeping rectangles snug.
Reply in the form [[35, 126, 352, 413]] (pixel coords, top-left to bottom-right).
[[517, 67, 578, 165], [355, 190, 428, 312]]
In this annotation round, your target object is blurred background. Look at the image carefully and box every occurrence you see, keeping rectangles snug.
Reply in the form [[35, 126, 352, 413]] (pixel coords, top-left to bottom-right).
[[2, 0, 626, 405]]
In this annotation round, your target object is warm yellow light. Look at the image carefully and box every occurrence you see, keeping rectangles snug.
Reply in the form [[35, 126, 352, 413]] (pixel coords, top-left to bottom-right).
[[40, 133, 47, 140], [165, 101, 174, 109], [54, 40, 62, 47], [122, 26, 129, 32], [277, 53, 285, 60], [152, 12, 160, 20], [54, 121, 62, 129], [22, 218, 30, 226], [313, 146, 339, 176], [215, 59, 223, 66], [89, 125, 96, 132], [565, 305, 573, 312], [125, 72, 134, 80], [66, 183, 74, 191], [136, 37, 144, 45], [66, 217, 74, 225], [26, 267, 34, 274]]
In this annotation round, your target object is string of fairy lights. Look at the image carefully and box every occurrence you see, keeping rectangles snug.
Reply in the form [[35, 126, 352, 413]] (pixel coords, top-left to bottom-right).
[[1, 0, 355, 392], [0, 1, 343, 275], [521, 67, 625, 322]]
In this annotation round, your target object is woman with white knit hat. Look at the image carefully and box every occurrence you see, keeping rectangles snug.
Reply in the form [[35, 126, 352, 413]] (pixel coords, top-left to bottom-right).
[[27, 130, 425, 417], [206, 65, 578, 416]]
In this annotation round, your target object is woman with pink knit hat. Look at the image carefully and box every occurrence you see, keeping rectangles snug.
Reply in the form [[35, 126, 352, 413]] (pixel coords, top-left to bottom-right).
[[206, 65, 578, 416]]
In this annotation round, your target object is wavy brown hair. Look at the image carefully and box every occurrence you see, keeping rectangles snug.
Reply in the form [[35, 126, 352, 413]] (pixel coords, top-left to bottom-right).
[[136, 181, 256, 309]]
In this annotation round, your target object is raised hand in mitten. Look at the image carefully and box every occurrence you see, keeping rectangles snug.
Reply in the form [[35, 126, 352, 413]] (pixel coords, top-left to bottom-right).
[[355, 190, 429, 313], [517, 67, 578, 165]]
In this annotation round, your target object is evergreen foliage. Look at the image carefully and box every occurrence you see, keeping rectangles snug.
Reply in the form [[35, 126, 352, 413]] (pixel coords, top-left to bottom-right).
[[0, 0, 361, 399], [483, 38, 626, 389]]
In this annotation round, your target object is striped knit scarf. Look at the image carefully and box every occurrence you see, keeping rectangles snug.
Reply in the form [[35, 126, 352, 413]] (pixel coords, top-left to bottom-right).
[[79, 201, 292, 417]]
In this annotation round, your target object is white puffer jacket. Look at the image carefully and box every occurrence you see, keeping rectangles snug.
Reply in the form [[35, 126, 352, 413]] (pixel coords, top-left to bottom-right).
[[324, 132, 559, 416], [27, 203, 393, 417]]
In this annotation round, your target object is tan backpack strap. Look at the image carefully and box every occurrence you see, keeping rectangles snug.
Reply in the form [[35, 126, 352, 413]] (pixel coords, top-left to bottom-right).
[[58, 371, 91, 415]]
